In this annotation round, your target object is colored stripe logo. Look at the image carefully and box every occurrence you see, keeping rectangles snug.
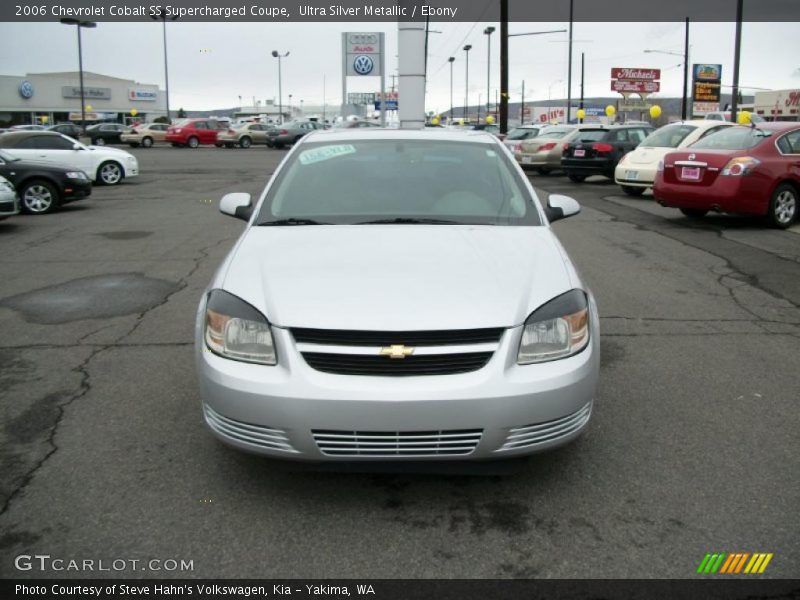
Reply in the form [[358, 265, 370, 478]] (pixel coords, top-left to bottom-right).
[[697, 553, 773, 574]]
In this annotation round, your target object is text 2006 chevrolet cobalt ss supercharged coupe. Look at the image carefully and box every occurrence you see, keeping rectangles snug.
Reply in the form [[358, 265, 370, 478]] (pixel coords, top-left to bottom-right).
[[195, 129, 599, 460]]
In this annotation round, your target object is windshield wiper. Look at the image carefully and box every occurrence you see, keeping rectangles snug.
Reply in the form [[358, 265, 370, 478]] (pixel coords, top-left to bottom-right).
[[355, 217, 465, 225], [260, 218, 330, 226]]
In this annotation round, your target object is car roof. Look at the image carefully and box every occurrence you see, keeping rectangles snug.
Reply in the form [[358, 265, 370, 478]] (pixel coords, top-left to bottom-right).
[[306, 127, 499, 144]]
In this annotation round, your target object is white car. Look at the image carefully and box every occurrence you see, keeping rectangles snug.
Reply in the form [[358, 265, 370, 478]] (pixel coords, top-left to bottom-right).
[[0, 175, 19, 220], [0, 131, 139, 185], [195, 129, 599, 461], [614, 120, 734, 196]]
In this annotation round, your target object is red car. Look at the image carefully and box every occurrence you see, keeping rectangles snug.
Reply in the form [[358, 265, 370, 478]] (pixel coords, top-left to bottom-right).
[[654, 122, 800, 228], [165, 118, 224, 148]]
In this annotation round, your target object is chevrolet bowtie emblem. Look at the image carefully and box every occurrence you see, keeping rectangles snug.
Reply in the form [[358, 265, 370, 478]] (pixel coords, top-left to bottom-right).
[[379, 345, 415, 359]]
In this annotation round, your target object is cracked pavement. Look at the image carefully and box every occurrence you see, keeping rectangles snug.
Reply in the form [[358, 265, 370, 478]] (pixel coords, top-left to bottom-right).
[[0, 150, 797, 579]]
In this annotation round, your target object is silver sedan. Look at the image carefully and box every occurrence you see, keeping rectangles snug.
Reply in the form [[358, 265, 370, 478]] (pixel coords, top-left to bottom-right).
[[195, 129, 599, 461]]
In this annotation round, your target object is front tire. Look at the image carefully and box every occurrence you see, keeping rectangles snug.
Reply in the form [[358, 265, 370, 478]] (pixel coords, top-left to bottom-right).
[[680, 208, 708, 219], [20, 180, 59, 214], [187, 136, 199, 149], [239, 136, 252, 149], [768, 183, 797, 229], [621, 185, 645, 197], [141, 136, 153, 148], [97, 161, 123, 185], [567, 172, 587, 183]]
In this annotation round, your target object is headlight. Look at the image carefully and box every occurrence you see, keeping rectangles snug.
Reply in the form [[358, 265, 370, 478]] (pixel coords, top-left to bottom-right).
[[204, 290, 276, 365], [0, 180, 14, 191], [66, 171, 88, 180], [517, 289, 590, 364]]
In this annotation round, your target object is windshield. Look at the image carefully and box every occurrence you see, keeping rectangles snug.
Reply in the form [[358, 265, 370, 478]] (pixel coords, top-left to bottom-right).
[[255, 139, 541, 226], [506, 128, 539, 141], [172, 119, 191, 127], [690, 126, 774, 150], [641, 124, 697, 148]]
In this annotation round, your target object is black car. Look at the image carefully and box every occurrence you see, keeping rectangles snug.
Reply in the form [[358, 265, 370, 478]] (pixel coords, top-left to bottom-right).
[[561, 124, 654, 182], [0, 149, 91, 214], [47, 123, 83, 138], [85, 123, 127, 146]]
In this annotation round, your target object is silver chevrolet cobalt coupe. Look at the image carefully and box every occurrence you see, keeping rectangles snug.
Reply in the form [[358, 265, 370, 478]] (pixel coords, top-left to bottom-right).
[[195, 128, 599, 460]]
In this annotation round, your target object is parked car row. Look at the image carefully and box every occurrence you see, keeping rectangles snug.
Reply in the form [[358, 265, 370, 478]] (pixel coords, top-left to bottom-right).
[[512, 119, 800, 229], [0, 131, 140, 214]]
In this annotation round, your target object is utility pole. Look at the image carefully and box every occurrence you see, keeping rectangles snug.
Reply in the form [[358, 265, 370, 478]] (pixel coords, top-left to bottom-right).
[[566, 0, 574, 123], [499, 0, 509, 133], [580, 53, 585, 122], [521, 80, 525, 125], [484, 26, 495, 118], [682, 17, 690, 120], [730, 0, 743, 123]]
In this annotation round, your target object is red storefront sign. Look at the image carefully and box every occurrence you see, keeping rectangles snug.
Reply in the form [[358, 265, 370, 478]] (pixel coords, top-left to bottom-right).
[[611, 68, 661, 81]]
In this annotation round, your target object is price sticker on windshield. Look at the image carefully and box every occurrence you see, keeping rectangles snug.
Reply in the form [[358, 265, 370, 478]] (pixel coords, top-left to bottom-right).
[[299, 145, 356, 165]]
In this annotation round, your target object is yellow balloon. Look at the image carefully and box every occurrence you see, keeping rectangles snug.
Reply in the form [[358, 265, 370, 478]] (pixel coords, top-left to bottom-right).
[[40, 115, 49, 124], [85, 104, 92, 112], [431, 116, 440, 126], [649, 105, 662, 119], [130, 108, 138, 117], [605, 105, 616, 117], [485, 115, 495, 124], [737, 110, 752, 125], [458, 119, 464, 126], [576, 108, 586, 120]]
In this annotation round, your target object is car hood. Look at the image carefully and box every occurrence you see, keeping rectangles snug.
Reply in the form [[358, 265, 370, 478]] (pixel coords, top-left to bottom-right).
[[221, 225, 574, 331]]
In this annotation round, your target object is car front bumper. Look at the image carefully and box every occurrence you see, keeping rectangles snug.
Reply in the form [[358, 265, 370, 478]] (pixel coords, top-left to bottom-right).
[[194, 295, 600, 461], [0, 192, 19, 217], [62, 179, 92, 202], [561, 157, 615, 175]]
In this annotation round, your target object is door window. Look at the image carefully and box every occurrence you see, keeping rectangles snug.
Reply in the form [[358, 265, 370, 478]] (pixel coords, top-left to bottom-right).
[[194, 122, 208, 129], [613, 129, 630, 142], [14, 137, 39, 149], [777, 130, 800, 154], [34, 136, 74, 150]]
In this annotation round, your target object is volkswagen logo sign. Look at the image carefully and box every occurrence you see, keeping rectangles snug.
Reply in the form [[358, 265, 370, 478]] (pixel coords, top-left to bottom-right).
[[18, 80, 34, 99], [353, 55, 374, 75]]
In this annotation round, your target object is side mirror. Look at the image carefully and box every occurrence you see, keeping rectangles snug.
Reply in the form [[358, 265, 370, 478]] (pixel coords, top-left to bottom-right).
[[72, 143, 83, 150], [220, 192, 252, 221], [546, 194, 581, 223]]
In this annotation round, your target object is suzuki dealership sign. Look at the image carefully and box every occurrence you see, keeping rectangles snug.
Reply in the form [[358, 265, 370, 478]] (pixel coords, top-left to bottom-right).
[[128, 88, 157, 101]]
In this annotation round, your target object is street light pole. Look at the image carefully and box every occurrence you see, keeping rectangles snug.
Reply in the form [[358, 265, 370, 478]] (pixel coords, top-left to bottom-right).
[[271, 50, 289, 124], [484, 27, 495, 119], [60, 18, 96, 130], [580, 52, 585, 122], [730, 0, 744, 123], [448, 57, 455, 121], [463, 44, 472, 121], [149, 10, 177, 124]]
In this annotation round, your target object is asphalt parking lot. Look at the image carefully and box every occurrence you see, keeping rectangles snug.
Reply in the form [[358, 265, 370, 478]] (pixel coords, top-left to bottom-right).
[[0, 144, 798, 579]]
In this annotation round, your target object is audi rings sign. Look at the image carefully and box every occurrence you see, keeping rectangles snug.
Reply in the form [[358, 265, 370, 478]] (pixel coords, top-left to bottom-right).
[[343, 32, 384, 77]]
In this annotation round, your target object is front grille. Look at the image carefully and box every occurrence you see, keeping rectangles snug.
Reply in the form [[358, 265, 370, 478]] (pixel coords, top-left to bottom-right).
[[204, 404, 298, 453], [302, 351, 492, 376], [0, 201, 16, 213], [312, 429, 483, 457], [497, 401, 593, 452], [291, 327, 504, 347]]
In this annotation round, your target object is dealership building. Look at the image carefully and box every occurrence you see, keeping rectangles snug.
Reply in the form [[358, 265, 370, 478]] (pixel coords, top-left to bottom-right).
[[0, 71, 166, 127]]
